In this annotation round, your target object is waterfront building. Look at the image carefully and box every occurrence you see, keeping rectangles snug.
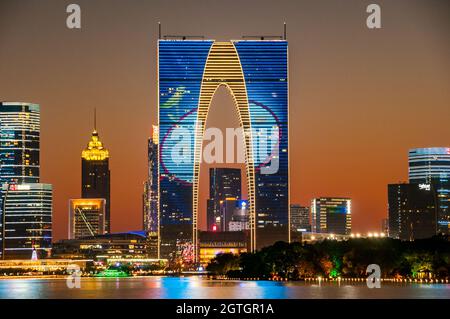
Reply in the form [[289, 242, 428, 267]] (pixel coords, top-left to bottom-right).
[[2, 183, 52, 259], [228, 200, 249, 232], [0, 102, 41, 258], [0, 259, 90, 275], [381, 218, 389, 235], [290, 204, 311, 242], [207, 168, 241, 232], [0, 102, 40, 185], [68, 198, 106, 239], [158, 39, 289, 259], [198, 231, 247, 266], [408, 148, 450, 234], [81, 124, 110, 233], [388, 183, 437, 240], [311, 198, 352, 235], [143, 125, 159, 233]]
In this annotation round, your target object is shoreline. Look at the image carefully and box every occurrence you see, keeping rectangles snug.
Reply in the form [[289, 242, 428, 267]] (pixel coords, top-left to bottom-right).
[[0, 275, 449, 285]]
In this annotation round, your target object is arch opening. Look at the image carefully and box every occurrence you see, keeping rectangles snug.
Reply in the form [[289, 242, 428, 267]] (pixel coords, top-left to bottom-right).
[[192, 42, 257, 261], [198, 85, 249, 231]]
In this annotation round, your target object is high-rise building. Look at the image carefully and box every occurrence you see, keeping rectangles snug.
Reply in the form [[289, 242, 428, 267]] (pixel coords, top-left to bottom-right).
[[408, 148, 450, 234], [143, 125, 159, 233], [388, 183, 437, 240], [228, 200, 249, 232], [311, 198, 352, 235], [0, 102, 40, 185], [81, 126, 110, 233], [158, 39, 289, 260], [0, 102, 46, 260], [290, 204, 310, 239], [207, 168, 241, 231], [2, 183, 52, 259], [69, 198, 106, 239]]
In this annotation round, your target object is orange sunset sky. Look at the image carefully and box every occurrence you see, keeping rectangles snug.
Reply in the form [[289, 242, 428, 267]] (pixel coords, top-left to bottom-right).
[[0, 0, 449, 240]]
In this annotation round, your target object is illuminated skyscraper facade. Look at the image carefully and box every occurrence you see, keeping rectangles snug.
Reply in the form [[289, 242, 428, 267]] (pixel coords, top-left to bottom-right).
[[143, 125, 159, 233], [81, 129, 110, 233], [290, 204, 310, 233], [0, 102, 43, 259], [2, 183, 52, 259], [408, 148, 450, 234], [311, 198, 352, 235], [158, 39, 289, 260]]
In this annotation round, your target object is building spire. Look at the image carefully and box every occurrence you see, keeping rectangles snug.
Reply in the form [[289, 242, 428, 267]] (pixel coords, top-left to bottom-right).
[[94, 108, 97, 133], [82, 109, 109, 161]]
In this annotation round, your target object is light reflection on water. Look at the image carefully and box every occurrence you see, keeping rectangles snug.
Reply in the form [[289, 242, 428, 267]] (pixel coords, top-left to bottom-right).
[[0, 277, 449, 299]]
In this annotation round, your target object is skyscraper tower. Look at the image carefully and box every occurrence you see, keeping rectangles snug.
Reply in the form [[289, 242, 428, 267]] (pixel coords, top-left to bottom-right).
[[143, 125, 159, 233], [408, 148, 450, 234], [158, 39, 289, 260], [0, 102, 40, 185], [207, 168, 242, 231], [0, 102, 53, 259], [81, 112, 111, 233]]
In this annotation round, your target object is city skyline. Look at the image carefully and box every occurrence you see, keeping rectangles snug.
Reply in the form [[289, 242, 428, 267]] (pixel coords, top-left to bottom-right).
[[0, 0, 449, 241]]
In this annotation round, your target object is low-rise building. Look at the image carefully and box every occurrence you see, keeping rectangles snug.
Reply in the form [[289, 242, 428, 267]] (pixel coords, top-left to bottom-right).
[[198, 231, 247, 266]]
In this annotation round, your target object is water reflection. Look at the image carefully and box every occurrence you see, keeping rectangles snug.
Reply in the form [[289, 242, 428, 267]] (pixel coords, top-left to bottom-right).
[[0, 277, 449, 299]]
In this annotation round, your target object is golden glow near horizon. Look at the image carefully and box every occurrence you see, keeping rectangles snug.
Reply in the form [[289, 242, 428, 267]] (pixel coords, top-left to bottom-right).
[[81, 130, 109, 161], [70, 198, 103, 208]]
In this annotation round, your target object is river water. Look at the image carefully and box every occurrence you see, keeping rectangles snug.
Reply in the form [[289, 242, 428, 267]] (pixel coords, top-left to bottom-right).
[[0, 277, 449, 299]]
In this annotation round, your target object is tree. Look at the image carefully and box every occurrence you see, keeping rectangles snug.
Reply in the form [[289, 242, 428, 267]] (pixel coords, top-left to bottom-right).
[[206, 253, 240, 275]]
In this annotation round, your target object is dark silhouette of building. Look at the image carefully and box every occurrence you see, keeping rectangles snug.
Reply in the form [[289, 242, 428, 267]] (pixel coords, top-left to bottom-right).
[[0, 102, 53, 260], [388, 183, 437, 240], [69, 198, 106, 239], [81, 120, 110, 233], [198, 231, 247, 266], [143, 126, 158, 233]]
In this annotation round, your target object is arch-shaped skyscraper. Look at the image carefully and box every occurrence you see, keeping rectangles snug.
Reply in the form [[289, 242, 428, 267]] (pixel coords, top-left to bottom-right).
[[158, 39, 289, 262]]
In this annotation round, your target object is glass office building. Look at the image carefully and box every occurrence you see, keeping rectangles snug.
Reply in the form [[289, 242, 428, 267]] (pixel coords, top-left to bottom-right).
[[81, 129, 111, 233], [143, 126, 159, 234], [158, 40, 289, 260], [388, 183, 437, 240], [207, 168, 241, 232], [2, 183, 52, 259], [290, 204, 311, 238], [311, 198, 352, 235], [0, 102, 41, 259], [409, 148, 450, 234]]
